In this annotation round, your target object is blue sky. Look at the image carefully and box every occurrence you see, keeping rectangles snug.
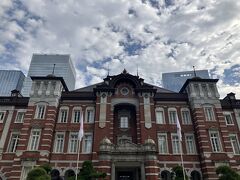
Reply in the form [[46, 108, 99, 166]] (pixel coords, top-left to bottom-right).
[[0, 0, 240, 98]]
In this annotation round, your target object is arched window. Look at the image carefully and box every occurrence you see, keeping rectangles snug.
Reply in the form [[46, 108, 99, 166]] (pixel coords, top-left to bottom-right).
[[181, 108, 191, 124], [58, 106, 69, 123], [155, 107, 165, 124], [64, 169, 75, 179], [51, 169, 61, 179], [85, 107, 95, 123], [72, 106, 82, 123], [168, 108, 178, 124], [191, 170, 201, 180], [161, 170, 171, 180], [34, 102, 48, 119], [203, 104, 215, 121]]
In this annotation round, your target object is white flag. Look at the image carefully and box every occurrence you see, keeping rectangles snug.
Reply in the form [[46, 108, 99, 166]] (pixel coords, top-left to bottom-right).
[[78, 112, 84, 141], [176, 115, 182, 141]]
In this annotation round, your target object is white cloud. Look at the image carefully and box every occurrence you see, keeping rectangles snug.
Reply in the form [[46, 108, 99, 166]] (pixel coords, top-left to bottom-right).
[[0, 0, 240, 98]]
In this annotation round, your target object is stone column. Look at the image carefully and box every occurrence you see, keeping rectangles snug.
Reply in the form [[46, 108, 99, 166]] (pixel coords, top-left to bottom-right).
[[111, 162, 115, 180], [141, 162, 145, 180]]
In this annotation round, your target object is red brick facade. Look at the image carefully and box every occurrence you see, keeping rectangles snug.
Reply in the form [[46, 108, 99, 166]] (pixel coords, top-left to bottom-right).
[[0, 72, 239, 180]]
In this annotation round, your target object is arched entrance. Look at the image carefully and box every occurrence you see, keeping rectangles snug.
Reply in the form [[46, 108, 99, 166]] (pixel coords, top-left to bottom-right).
[[191, 170, 201, 180], [161, 170, 171, 180], [64, 169, 75, 179]]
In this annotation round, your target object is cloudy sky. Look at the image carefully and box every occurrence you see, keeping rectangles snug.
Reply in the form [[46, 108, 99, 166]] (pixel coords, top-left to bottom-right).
[[0, 0, 240, 98]]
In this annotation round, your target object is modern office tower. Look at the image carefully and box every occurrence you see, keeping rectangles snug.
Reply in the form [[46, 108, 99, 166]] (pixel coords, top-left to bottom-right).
[[162, 70, 210, 92], [0, 70, 25, 96], [21, 54, 76, 96]]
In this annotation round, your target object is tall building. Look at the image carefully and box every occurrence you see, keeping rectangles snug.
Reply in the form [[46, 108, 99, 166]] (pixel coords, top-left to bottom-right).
[[0, 70, 25, 96], [21, 54, 76, 96], [0, 69, 239, 180], [162, 70, 210, 92]]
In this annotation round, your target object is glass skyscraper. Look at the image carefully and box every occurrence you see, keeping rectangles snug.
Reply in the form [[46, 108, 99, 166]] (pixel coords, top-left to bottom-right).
[[21, 54, 76, 96], [0, 70, 25, 96], [162, 70, 210, 92]]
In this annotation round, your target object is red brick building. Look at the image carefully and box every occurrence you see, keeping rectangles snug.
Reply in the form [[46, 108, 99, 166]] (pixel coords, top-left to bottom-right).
[[0, 70, 240, 180]]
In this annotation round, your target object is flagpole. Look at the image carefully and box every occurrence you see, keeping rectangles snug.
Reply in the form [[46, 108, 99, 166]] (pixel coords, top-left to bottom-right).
[[76, 112, 84, 180], [176, 115, 186, 180], [75, 139, 81, 180], [180, 140, 186, 180]]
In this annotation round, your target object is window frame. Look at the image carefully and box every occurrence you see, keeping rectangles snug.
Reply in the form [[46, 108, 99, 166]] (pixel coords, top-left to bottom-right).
[[34, 103, 46, 119], [120, 116, 129, 128], [185, 133, 196, 154], [229, 134, 240, 154], [28, 129, 41, 151], [85, 107, 95, 123], [204, 106, 215, 121], [72, 107, 82, 123], [54, 132, 65, 153], [0, 111, 6, 122], [8, 132, 20, 153], [68, 132, 78, 153], [171, 133, 180, 154], [155, 107, 165, 124], [158, 133, 168, 154], [223, 112, 234, 125], [15, 110, 26, 123], [82, 133, 93, 154], [181, 108, 192, 125], [168, 108, 178, 124], [209, 130, 222, 152], [58, 107, 69, 123]]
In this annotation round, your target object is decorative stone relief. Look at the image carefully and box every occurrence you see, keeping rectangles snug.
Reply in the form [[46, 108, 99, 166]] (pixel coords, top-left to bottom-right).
[[143, 93, 152, 129], [99, 92, 107, 128]]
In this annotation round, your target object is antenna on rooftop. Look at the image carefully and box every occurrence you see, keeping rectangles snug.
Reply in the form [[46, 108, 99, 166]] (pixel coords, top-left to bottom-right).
[[107, 63, 110, 76], [52, 64, 56, 75], [193, 66, 197, 77], [137, 64, 139, 76]]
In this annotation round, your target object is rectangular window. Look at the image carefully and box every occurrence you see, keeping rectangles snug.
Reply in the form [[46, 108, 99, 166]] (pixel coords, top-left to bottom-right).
[[86, 110, 94, 123], [73, 110, 81, 123], [8, 133, 20, 152], [156, 111, 165, 124], [35, 105, 45, 119], [182, 110, 191, 124], [120, 116, 128, 128], [82, 134, 92, 153], [0, 111, 5, 121], [209, 131, 221, 152], [158, 133, 168, 154], [172, 134, 180, 154], [59, 109, 68, 123], [224, 113, 234, 125], [204, 107, 215, 121], [229, 134, 240, 154], [15, 112, 25, 123], [185, 134, 196, 154], [28, 130, 41, 150], [169, 111, 177, 124], [68, 133, 78, 153], [54, 133, 65, 153]]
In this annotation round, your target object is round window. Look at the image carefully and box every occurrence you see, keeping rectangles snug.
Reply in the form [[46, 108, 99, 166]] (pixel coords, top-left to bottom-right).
[[120, 87, 129, 95]]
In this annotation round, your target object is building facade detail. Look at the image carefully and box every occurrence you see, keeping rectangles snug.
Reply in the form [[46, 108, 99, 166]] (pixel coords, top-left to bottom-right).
[[0, 70, 239, 180]]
